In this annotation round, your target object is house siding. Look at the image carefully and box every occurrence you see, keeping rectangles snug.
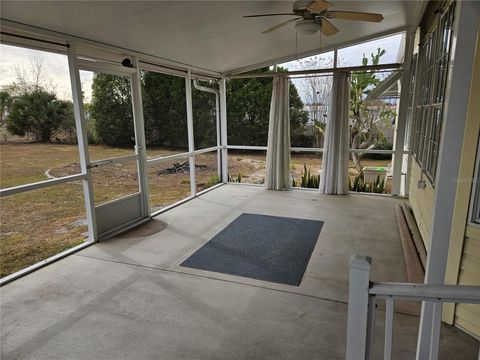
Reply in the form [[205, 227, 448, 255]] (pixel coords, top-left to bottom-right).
[[407, 10, 479, 339], [408, 161, 434, 250], [453, 227, 480, 339]]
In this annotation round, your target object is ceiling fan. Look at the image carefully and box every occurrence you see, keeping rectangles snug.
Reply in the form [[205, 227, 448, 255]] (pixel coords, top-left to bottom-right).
[[244, 0, 384, 36]]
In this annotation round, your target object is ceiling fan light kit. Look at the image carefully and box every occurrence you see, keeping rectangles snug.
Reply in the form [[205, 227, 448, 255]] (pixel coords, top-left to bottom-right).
[[295, 20, 321, 35]]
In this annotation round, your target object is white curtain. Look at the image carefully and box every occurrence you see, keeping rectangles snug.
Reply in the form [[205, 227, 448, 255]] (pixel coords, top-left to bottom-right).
[[265, 76, 291, 190], [319, 71, 350, 195]]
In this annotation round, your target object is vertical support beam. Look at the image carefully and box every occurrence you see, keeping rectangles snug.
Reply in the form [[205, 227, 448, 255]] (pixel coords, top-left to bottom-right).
[[429, 302, 442, 360], [219, 78, 229, 183], [365, 295, 376, 360], [192, 80, 221, 180], [384, 298, 394, 360], [67, 42, 97, 241], [215, 94, 221, 180], [346, 255, 372, 360], [392, 30, 415, 196], [130, 56, 150, 217], [416, 2, 479, 359], [185, 70, 196, 195]]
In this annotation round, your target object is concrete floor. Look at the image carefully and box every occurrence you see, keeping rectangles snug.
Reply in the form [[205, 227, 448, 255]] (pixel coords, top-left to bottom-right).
[[1, 184, 478, 359]]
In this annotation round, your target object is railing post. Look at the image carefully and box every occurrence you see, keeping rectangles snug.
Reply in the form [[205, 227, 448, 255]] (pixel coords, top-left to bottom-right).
[[347, 255, 373, 360]]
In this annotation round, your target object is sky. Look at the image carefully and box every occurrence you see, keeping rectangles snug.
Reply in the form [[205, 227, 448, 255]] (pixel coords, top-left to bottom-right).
[[279, 33, 403, 70], [0, 33, 403, 104], [0, 44, 94, 102]]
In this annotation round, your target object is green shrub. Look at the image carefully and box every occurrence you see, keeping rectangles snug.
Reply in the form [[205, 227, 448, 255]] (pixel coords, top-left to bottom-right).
[[365, 138, 393, 160], [205, 174, 220, 188], [6, 89, 74, 142]]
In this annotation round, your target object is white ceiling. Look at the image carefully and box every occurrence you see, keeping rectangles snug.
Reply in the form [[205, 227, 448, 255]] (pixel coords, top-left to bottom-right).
[[1, 1, 421, 74]]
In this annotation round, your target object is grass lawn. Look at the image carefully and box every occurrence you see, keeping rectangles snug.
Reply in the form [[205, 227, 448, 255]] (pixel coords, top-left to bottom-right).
[[0, 142, 390, 277]]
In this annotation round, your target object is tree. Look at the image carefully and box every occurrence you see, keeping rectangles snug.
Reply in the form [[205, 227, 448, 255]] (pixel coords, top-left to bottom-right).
[[227, 67, 309, 146], [142, 72, 218, 149], [89, 67, 308, 148], [295, 55, 334, 148], [192, 85, 217, 149], [6, 89, 74, 142], [142, 72, 187, 148], [90, 73, 134, 146], [349, 48, 394, 171]]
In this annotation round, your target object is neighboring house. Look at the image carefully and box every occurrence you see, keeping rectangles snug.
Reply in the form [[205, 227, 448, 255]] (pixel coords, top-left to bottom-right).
[[304, 102, 329, 125]]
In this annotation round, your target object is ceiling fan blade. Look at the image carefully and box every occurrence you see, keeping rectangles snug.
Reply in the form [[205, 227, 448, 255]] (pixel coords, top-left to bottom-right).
[[244, 13, 296, 18], [321, 19, 339, 36], [331, 11, 384, 22], [262, 18, 299, 34], [307, 0, 334, 12]]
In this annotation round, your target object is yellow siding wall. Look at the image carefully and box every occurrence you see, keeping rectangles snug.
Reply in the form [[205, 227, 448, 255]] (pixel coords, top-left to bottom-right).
[[408, 161, 435, 250], [408, 21, 479, 339], [454, 227, 480, 338]]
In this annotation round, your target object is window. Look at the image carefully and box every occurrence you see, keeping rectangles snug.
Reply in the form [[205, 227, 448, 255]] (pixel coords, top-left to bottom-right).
[[410, 2, 455, 182], [404, 55, 417, 150]]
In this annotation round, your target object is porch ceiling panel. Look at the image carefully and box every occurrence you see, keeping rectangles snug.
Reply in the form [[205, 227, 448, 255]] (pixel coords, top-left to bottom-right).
[[1, 1, 420, 74]]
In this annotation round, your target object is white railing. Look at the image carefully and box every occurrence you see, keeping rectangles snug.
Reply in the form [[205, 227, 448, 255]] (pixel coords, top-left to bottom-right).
[[346, 255, 480, 360]]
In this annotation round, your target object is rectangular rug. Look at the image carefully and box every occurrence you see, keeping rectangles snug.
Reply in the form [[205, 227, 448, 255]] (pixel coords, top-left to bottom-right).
[[180, 213, 323, 286]]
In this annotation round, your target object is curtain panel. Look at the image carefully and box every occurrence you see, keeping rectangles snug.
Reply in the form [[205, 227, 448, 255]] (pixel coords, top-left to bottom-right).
[[265, 76, 291, 190], [319, 71, 350, 195]]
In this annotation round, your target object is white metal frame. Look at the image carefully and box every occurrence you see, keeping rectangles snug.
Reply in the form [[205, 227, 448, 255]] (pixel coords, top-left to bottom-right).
[[76, 55, 150, 238], [193, 79, 222, 181], [131, 56, 151, 217], [136, 66, 224, 216], [392, 30, 415, 196], [68, 42, 98, 241], [225, 28, 409, 76], [0, 173, 86, 198], [185, 70, 197, 197], [0, 16, 417, 284], [0, 19, 222, 79]]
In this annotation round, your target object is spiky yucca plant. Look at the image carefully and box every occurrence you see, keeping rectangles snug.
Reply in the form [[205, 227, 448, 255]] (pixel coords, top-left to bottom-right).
[[228, 173, 242, 183], [349, 173, 385, 193], [300, 164, 320, 189]]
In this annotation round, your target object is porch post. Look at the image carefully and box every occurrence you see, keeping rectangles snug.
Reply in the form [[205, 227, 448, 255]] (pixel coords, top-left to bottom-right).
[[185, 70, 196, 196], [416, 2, 479, 359], [392, 30, 415, 196], [67, 42, 97, 241], [219, 78, 229, 183], [346, 255, 372, 360]]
